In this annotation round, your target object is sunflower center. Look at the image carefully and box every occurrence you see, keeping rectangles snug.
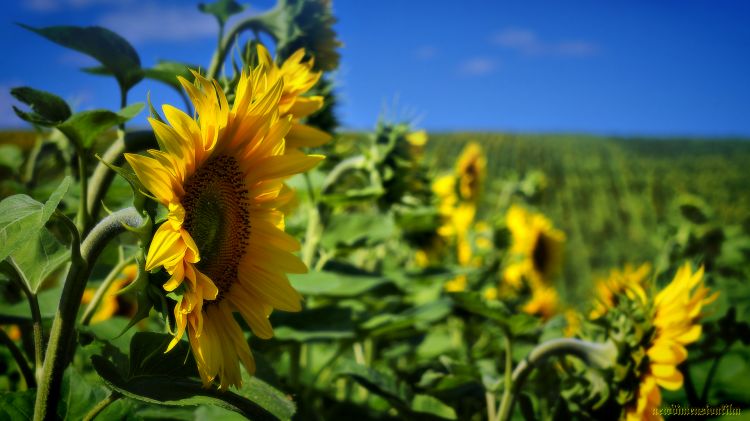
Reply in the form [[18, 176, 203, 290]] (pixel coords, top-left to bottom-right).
[[532, 235, 549, 277], [182, 155, 250, 301]]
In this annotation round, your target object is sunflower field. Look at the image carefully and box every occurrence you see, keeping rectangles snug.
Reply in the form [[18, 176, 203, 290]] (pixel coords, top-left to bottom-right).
[[1, 1, 749, 420]]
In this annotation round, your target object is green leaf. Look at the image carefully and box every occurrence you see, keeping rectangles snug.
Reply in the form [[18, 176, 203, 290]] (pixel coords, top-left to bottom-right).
[[336, 362, 410, 406], [0, 286, 61, 322], [361, 299, 452, 336], [58, 104, 144, 149], [288, 271, 389, 297], [7, 228, 70, 293], [198, 0, 245, 25], [20, 24, 143, 92], [321, 212, 395, 250], [0, 389, 35, 421], [410, 394, 457, 420], [0, 176, 71, 263], [58, 368, 107, 420], [271, 306, 355, 342], [92, 332, 295, 420], [449, 291, 512, 324], [10, 86, 71, 127]]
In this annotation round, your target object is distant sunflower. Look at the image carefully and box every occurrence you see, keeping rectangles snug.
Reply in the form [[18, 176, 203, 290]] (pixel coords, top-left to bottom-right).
[[81, 263, 138, 324], [432, 175, 477, 266], [503, 205, 565, 288], [625, 264, 718, 420], [521, 284, 560, 321], [590, 263, 651, 320], [256, 44, 331, 149], [126, 69, 323, 389], [455, 142, 486, 204]]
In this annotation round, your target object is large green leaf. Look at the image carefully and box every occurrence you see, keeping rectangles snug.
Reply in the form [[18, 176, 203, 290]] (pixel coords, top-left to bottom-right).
[[321, 212, 395, 250], [85, 60, 197, 96], [0, 389, 35, 421], [57, 103, 144, 149], [361, 299, 452, 336], [92, 332, 295, 420], [20, 25, 143, 92], [0, 176, 71, 263], [289, 270, 389, 297], [10, 86, 71, 127], [7, 228, 69, 293], [271, 306, 355, 342]]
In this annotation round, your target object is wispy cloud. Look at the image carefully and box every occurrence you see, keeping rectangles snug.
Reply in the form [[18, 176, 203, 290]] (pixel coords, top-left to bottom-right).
[[415, 45, 437, 60], [458, 57, 498, 76], [492, 28, 599, 57], [98, 4, 217, 44]]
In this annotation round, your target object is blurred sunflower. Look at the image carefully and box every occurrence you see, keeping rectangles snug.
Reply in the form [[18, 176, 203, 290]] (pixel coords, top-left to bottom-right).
[[271, 0, 341, 72], [563, 308, 581, 337], [590, 263, 651, 320], [406, 130, 428, 160], [503, 205, 565, 289], [455, 142, 486, 204], [625, 263, 718, 420], [256, 44, 331, 149], [521, 284, 560, 320], [125, 68, 323, 389], [81, 263, 138, 324], [444, 274, 468, 292]]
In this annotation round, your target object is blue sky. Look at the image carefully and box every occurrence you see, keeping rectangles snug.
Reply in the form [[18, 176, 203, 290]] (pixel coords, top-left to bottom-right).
[[1, 0, 749, 136]]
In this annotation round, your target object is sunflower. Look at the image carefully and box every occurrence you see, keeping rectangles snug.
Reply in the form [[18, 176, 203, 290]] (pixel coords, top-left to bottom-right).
[[455, 142, 486, 204], [81, 263, 138, 324], [521, 284, 560, 321], [125, 68, 323, 390], [625, 263, 718, 421], [433, 175, 477, 266], [503, 205, 565, 289], [590, 263, 651, 320], [444, 274, 468, 293], [256, 44, 331, 150]]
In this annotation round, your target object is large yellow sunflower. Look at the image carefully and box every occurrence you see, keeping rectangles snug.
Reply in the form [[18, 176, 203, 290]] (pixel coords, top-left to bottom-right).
[[125, 68, 323, 390], [590, 263, 651, 320], [257, 44, 331, 149], [625, 263, 718, 421], [503, 205, 565, 289]]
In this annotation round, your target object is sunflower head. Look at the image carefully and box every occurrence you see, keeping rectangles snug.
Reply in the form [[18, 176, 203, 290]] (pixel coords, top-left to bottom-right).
[[126, 66, 323, 390], [273, 0, 341, 72], [455, 142, 486, 204], [521, 284, 560, 321], [590, 263, 651, 320], [503, 205, 565, 287]]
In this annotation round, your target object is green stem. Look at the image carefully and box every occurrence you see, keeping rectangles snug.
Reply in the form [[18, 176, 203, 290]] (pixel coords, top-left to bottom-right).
[[497, 338, 616, 421], [301, 205, 322, 268], [0, 327, 35, 389], [76, 153, 90, 233], [4, 260, 44, 385], [82, 392, 120, 421], [87, 131, 157, 220], [80, 254, 135, 326], [34, 208, 145, 421], [495, 332, 513, 421], [207, 6, 281, 80], [700, 342, 732, 403]]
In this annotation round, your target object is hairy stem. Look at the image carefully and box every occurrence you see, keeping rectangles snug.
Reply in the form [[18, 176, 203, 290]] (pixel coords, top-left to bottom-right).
[[76, 153, 90, 233], [34, 208, 144, 421], [4, 260, 44, 385]]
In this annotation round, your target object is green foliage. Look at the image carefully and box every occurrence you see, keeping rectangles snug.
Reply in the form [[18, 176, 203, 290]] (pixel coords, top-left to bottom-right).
[[20, 24, 143, 93], [10, 87, 71, 127], [58, 103, 143, 149], [199, 0, 245, 26]]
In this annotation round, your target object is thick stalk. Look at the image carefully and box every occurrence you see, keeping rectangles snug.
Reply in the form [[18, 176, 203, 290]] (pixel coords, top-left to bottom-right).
[[0, 327, 35, 388], [33, 208, 144, 421], [497, 338, 616, 421], [87, 131, 156, 220], [80, 255, 135, 326]]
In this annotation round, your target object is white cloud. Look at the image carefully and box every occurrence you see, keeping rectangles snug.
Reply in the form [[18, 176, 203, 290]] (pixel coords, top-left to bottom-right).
[[492, 28, 599, 57], [415, 45, 437, 60], [98, 4, 218, 44], [458, 57, 497, 76]]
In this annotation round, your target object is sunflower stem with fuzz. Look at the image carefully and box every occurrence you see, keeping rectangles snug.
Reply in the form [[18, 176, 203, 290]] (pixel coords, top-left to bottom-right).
[[33, 208, 145, 421], [496, 338, 617, 421], [76, 152, 90, 233], [0, 327, 35, 389], [80, 254, 136, 326]]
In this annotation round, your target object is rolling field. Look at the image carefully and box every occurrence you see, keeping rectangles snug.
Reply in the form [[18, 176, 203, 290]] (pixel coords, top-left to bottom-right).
[[425, 133, 750, 293]]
